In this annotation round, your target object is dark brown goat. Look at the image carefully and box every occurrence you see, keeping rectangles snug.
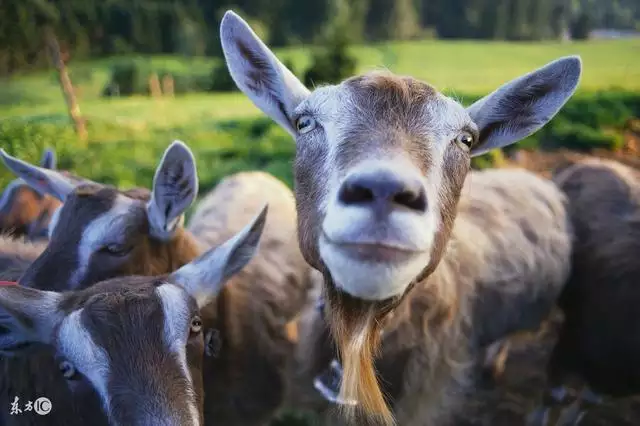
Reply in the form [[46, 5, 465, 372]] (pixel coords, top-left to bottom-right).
[[0, 149, 61, 241], [528, 157, 640, 426], [0, 142, 315, 426]]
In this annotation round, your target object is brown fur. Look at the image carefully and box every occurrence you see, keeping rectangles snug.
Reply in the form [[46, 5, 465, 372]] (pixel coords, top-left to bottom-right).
[[0, 183, 61, 240]]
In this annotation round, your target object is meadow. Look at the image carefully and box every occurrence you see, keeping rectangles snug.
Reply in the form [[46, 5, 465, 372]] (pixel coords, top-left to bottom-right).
[[1, 37, 639, 200]]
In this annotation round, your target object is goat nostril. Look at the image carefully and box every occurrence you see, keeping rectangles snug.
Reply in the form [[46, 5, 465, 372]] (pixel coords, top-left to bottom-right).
[[394, 188, 427, 212], [339, 183, 375, 205]]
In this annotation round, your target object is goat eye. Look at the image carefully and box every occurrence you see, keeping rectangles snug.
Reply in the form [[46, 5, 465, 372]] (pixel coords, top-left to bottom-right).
[[190, 316, 202, 334], [454, 132, 474, 150], [101, 243, 131, 256], [59, 360, 77, 380], [296, 115, 316, 134]]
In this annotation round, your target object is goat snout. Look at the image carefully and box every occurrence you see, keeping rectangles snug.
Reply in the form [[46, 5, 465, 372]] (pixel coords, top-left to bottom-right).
[[338, 168, 427, 213]]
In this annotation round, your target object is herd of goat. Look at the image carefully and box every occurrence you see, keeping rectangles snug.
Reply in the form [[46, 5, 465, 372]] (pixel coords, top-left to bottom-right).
[[0, 9, 638, 426]]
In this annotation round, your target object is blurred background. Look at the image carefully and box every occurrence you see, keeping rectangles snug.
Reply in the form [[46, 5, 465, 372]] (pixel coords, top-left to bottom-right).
[[0, 0, 639, 202]]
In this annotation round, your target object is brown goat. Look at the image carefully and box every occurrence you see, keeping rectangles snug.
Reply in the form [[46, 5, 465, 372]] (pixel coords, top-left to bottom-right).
[[0, 143, 315, 425], [0, 149, 61, 241], [295, 168, 573, 425], [0, 207, 267, 426], [528, 157, 640, 426], [220, 11, 581, 424], [186, 170, 318, 425]]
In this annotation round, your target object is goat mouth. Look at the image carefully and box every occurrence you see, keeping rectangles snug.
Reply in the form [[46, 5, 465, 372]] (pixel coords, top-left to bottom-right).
[[322, 232, 421, 263]]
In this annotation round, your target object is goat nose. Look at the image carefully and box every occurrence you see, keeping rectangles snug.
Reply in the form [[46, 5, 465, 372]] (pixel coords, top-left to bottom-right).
[[338, 169, 427, 212]]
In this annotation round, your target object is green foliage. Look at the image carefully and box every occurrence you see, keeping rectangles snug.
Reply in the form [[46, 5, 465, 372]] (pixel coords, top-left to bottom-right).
[[303, 32, 357, 87], [209, 62, 238, 92], [102, 58, 221, 96], [102, 60, 150, 96], [551, 121, 625, 152], [571, 12, 593, 40]]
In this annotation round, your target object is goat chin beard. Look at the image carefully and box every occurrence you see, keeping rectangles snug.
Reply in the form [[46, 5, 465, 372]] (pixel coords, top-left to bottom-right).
[[325, 281, 398, 426]]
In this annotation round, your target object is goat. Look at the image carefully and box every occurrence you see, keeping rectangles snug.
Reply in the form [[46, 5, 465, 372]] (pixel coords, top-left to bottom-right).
[[0, 143, 315, 425], [528, 157, 640, 426], [0, 148, 61, 241], [295, 167, 573, 425], [186, 170, 319, 425], [220, 10, 581, 424], [0, 207, 267, 426]]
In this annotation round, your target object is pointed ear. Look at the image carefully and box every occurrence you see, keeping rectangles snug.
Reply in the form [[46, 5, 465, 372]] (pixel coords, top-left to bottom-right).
[[0, 285, 62, 356], [170, 204, 268, 308], [146, 140, 198, 241], [40, 148, 57, 170], [467, 56, 582, 157], [220, 10, 310, 136], [0, 149, 77, 201]]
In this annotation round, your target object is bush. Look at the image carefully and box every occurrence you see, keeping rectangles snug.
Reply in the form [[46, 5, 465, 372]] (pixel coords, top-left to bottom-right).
[[102, 59, 214, 97], [209, 61, 238, 92], [102, 59, 151, 97], [571, 12, 593, 40], [303, 31, 357, 87], [553, 121, 624, 152]]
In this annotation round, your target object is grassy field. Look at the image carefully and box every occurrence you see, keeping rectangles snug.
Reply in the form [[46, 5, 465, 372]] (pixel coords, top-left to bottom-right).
[[0, 38, 639, 194]]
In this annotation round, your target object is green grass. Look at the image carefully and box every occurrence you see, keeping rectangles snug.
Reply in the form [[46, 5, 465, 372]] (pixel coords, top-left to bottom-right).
[[0, 38, 638, 194]]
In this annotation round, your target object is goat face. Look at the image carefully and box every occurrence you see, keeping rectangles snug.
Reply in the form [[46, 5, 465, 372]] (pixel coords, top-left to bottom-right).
[[220, 10, 582, 303], [0, 141, 199, 291], [0, 205, 267, 426], [220, 10, 582, 424]]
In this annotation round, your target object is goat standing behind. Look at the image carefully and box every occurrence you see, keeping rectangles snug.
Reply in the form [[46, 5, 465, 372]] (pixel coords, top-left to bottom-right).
[[528, 157, 640, 426], [0, 148, 60, 241], [187, 170, 319, 424]]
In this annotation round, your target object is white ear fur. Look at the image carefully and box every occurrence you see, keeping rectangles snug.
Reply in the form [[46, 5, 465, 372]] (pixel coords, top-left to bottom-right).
[[220, 10, 310, 136], [170, 204, 268, 308], [467, 55, 582, 157], [146, 140, 199, 241], [0, 149, 76, 201]]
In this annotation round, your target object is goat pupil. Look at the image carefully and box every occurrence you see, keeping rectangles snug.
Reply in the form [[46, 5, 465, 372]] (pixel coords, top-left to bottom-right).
[[60, 361, 75, 379]]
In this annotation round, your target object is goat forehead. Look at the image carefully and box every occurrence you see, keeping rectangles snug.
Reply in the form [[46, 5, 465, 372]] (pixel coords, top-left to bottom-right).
[[307, 75, 469, 145], [80, 194, 141, 246]]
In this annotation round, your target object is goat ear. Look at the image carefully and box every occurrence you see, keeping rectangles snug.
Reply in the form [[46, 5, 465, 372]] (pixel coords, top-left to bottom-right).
[[40, 148, 57, 170], [170, 204, 268, 308], [0, 149, 77, 201], [0, 286, 62, 356], [147, 140, 198, 241], [467, 56, 582, 157], [220, 10, 310, 136]]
